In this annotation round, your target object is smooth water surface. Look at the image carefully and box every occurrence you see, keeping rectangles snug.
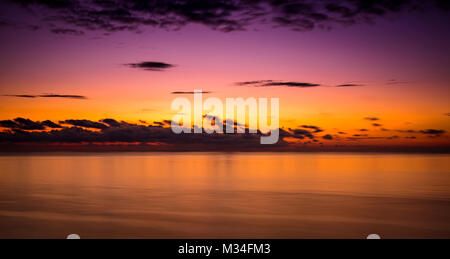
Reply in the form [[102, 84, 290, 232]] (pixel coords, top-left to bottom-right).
[[0, 152, 448, 238]]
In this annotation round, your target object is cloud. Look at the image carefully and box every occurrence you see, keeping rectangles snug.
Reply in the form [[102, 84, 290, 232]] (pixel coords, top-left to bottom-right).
[[0, 118, 48, 130], [4, 94, 86, 99], [236, 80, 320, 88], [0, 120, 19, 129], [51, 28, 84, 35], [41, 120, 62, 129], [364, 117, 380, 121], [235, 80, 274, 86], [359, 129, 369, 132], [0, 118, 274, 148], [38, 94, 86, 99], [346, 135, 402, 141], [392, 128, 447, 137], [419, 129, 446, 136], [372, 123, 382, 127], [322, 134, 333, 140], [237, 80, 367, 88], [153, 121, 165, 126], [395, 129, 417, 134], [100, 119, 122, 127], [291, 129, 315, 139], [386, 79, 410, 85], [171, 91, 212, 94], [446, 113, 450, 116], [336, 84, 364, 87], [300, 125, 323, 133], [125, 61, 174, 71], [1, 117, 448, 152], [222, 119, 246, 128], [60, 120, 107, 129], [4, 0, 448, 34], [13, 118, 45, 130], [264, 81, 320, 88], [3, 94, 37, 98], [0, 117, 328, 146]]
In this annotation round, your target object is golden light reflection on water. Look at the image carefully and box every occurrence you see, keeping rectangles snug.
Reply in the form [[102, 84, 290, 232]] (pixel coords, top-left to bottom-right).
[[0, 153, 449, 238]]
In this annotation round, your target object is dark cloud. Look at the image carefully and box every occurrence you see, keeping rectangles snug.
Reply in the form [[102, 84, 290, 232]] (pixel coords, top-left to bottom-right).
[[153, 121, 165, 126], [41, 120, 63, 128], [372, 123, 382, 127], [387, 135, 399, 140], [322, 134, 333, 140], [359, 129, 369, 132], [61, 120, 107, 129], [336, 84, 364, 87], [100, 119, 122, 127], [392, 128, 447, 137], [13, 118, 45, 130], [171, 91, 212, 94], [236, 80, 320, 88], [1, 117, 447, 152], [0, 120, 19, 129], [51, 28, 84, 35], [264, 81, 320, 88], [291, 129, 315, 139], [300, 125, 323, 133], [161, 120, 173, 126], [347, 135, 401, 141], [222, 119, 246, 128], [0, 16, 40, 31], [386, 79, 410, 85], [235, 80, 274, 86], [0, 118, 45, 130], [5, 0, 448, 34], [419, 129, 446, 136], [38, 94, 86, 99], [0, 118, 275, 148], [396, 129, 418, 133], [3, 94, 37, 98], [0, 117, 332, 147], [237, 80, 368, 88], [364, 117, 380, 121], [446, 113, 450, 116], [125, 61, 174, 71], [4, 94, 87, 99]]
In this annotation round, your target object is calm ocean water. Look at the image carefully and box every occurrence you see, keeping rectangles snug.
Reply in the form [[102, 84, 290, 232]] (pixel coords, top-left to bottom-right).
[[0, 152, 449, 238]]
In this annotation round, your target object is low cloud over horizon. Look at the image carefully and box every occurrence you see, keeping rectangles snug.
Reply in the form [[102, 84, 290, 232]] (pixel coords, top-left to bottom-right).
[[0, 117, 447, 152]]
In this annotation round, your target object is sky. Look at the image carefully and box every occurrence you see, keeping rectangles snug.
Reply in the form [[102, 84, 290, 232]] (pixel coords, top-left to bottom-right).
[[0, 0, 449, 151]]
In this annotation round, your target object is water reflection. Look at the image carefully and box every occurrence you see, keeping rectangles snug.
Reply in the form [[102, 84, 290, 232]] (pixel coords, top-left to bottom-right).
[[0, 153, 448, 238]]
